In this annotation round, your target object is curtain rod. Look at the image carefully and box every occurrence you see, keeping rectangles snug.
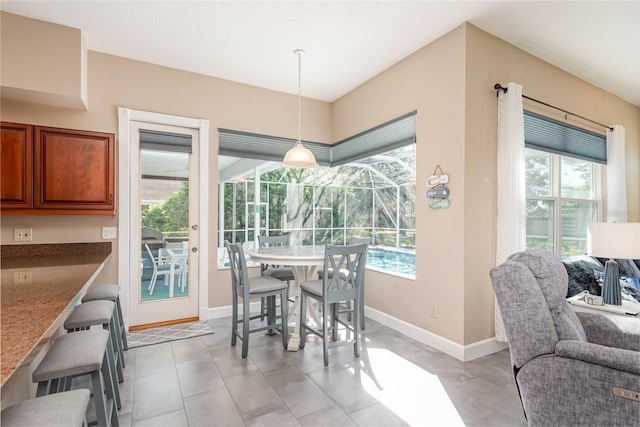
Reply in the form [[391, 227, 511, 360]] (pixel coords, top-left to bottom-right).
[[493, 83, 613, 131]]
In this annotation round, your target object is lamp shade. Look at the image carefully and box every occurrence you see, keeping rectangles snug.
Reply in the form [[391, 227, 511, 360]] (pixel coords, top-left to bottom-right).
[[587, 222, 640, 259], [282, 143, 317, 169]]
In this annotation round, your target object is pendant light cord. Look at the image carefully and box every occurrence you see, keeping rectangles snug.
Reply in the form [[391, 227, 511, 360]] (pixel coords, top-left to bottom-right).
[[297, 50, 302, 145]]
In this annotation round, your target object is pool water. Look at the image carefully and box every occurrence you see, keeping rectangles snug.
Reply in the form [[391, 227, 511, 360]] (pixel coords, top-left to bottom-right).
[[367, 247, 415, 277]]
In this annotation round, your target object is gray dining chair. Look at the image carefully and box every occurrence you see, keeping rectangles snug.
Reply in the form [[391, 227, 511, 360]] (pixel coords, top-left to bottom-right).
[[225, 241, 289, 358], [257, 234, 295, 320], [318, 237, 369, 329], [299, 243, 368, 365]]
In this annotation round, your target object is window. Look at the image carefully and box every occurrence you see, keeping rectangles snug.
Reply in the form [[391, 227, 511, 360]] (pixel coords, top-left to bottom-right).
[[218, 113, 417, 278], [525, 148, 601, 256], [218, 144, 416, 277]]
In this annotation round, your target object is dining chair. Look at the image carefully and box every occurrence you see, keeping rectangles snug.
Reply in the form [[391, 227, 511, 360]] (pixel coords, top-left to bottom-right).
[[299, 243, 368, 365], [318, 237, 369, 329], [144, 243, 184, 296], [225, 241, 289, 358], [257, 234, 295, 320]]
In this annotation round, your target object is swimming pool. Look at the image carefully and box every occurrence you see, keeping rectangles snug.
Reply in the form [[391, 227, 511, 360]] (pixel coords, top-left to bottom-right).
[[366, 247, 415, 277]]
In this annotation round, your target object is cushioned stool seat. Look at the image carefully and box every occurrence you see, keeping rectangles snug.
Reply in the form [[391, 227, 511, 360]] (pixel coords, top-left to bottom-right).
[[83, 284, 128, 352], [32, 329, 119, 427], [1, 389, 90, 427], [64, 300, 124, 384]]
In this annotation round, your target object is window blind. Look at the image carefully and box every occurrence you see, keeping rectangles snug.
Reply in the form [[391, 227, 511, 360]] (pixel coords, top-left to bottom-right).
[[331, 112, 416, 166], [524, 111, 606, 164], [219, 111, 416, 167], [140, 129, 192, 153], [218, 129, 331, 166]]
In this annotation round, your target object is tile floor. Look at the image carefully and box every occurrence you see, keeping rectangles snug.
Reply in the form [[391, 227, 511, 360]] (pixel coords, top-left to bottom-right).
[[115, 316, 527, 426]]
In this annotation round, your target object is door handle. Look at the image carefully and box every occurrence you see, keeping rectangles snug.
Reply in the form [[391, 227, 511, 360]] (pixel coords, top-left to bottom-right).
[[191, 224, 198, 230]]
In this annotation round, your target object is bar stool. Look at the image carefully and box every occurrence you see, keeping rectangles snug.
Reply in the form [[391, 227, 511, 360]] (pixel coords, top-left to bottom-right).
[[82, 284, 128, 352], [1, 389, 90, 427], [64, 300, 124, 386], [32, 329, 120, 427]]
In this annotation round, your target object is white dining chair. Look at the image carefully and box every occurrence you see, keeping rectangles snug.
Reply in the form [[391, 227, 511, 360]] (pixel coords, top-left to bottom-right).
[[144, 244, 184, 296]]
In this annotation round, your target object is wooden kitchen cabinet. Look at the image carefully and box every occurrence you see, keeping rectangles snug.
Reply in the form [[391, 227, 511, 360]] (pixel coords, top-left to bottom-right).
[[0, 123, 33, 209], [0, 122, 115, 215]]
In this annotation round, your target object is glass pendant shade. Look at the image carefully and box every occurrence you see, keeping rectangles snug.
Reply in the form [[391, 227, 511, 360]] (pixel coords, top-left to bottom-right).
[[283, 142, 317, 169]]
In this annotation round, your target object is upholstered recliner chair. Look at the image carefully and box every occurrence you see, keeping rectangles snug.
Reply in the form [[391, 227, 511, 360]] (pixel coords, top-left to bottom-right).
[[490, 250, 640, 426]]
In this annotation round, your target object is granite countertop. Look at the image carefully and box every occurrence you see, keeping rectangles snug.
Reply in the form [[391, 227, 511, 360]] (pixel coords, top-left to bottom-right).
[[1, 243, 112, 387]]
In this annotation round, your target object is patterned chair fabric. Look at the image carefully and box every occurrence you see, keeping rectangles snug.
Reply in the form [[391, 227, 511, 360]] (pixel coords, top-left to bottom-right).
[[490, 250, 640, 426]]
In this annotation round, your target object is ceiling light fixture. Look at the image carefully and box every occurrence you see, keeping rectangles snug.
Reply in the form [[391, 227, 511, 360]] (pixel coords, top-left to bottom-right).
[[283, 49, 317, 169]]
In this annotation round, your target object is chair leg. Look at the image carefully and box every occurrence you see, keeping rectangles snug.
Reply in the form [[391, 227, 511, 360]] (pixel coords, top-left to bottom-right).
[[299, 292, 307, 350], [148, 270, 157, 295], [280, 289, 289, 349], [231, 293, 238, 346], [266, 295, 276, 336], [360, 285, 365, 330], [331, 303, 339, 342], [91, 369, 109, 427], [115, 297, 128, 351], [322, 300, 330, 366], [353, 298, 361, 358], [103, 341, 122, 412], [260, 296, 266, 321], [241, 299, 250, 358]]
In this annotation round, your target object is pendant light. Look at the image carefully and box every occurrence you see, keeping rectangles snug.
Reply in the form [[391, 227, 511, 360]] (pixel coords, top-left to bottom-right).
[[283, 49, 317, 169]]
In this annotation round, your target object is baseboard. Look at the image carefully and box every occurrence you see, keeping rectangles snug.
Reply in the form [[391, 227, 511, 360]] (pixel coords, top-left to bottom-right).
[[205, 303, 507, 361], [364, 306, 507, 361], [207, 301, 263, 319]]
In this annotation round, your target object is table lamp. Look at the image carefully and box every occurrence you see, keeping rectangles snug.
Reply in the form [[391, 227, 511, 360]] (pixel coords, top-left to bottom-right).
[[587, 222, 640, 305]]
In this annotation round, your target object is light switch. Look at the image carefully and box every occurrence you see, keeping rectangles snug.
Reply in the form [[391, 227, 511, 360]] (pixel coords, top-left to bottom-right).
[[102, 227, 117, 239]]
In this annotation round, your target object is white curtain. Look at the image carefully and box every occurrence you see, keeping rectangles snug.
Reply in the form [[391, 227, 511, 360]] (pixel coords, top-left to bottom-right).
[[606, 125, 627, 222], [495, 82, 526, 342]]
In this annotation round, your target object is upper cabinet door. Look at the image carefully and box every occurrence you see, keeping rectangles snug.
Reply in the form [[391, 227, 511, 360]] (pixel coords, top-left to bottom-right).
[[0, 122, 34, 209], [34, 126, 115, 214]]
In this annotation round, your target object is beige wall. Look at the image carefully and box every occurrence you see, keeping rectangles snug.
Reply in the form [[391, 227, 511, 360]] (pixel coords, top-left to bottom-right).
[[2, 14, 639, 347], [333, 23, 640, 345], [0, 13, 87, 109], [334, 25, 469, 343]]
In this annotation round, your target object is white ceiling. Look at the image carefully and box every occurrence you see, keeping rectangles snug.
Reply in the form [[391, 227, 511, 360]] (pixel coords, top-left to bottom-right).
[[2, 1, 639, 106]]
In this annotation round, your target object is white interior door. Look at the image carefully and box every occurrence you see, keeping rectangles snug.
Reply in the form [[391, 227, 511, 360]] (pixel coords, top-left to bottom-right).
[[128, 121, 200, 327]]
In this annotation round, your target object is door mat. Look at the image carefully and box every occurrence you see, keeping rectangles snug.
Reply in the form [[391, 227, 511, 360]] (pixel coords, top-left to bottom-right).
[[127, 320, 215, 349]]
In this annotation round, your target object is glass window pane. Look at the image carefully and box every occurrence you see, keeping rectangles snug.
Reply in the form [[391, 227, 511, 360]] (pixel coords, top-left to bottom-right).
[[235, 183, 247, 228], [346, 189, 373, 227], [374, 229, 397, 247], [375, 188, 397, 229], [399, 185, 415, 229], [561, 201, 598, 256], [267, 183, 286, 230], [526, 199, 555, 252], [525, 149, 550, 196], [400, 230, 415, 248], [314, 229, 332, 245], [561, 157, 596, 199], [301, 185, 314, 229]]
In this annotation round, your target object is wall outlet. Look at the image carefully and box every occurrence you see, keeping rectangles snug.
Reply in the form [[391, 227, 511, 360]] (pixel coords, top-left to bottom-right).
[[14, 228, 33, 242], [14, 271, 32, 284], [102, 227, 117, 239]]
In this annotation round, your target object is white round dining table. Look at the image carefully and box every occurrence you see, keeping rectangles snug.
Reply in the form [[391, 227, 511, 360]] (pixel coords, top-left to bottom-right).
[[245, 245, 327, 351]]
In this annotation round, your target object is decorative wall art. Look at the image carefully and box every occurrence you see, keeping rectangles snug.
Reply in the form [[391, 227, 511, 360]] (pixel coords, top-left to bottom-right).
[[426, 164, 450, 211]]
